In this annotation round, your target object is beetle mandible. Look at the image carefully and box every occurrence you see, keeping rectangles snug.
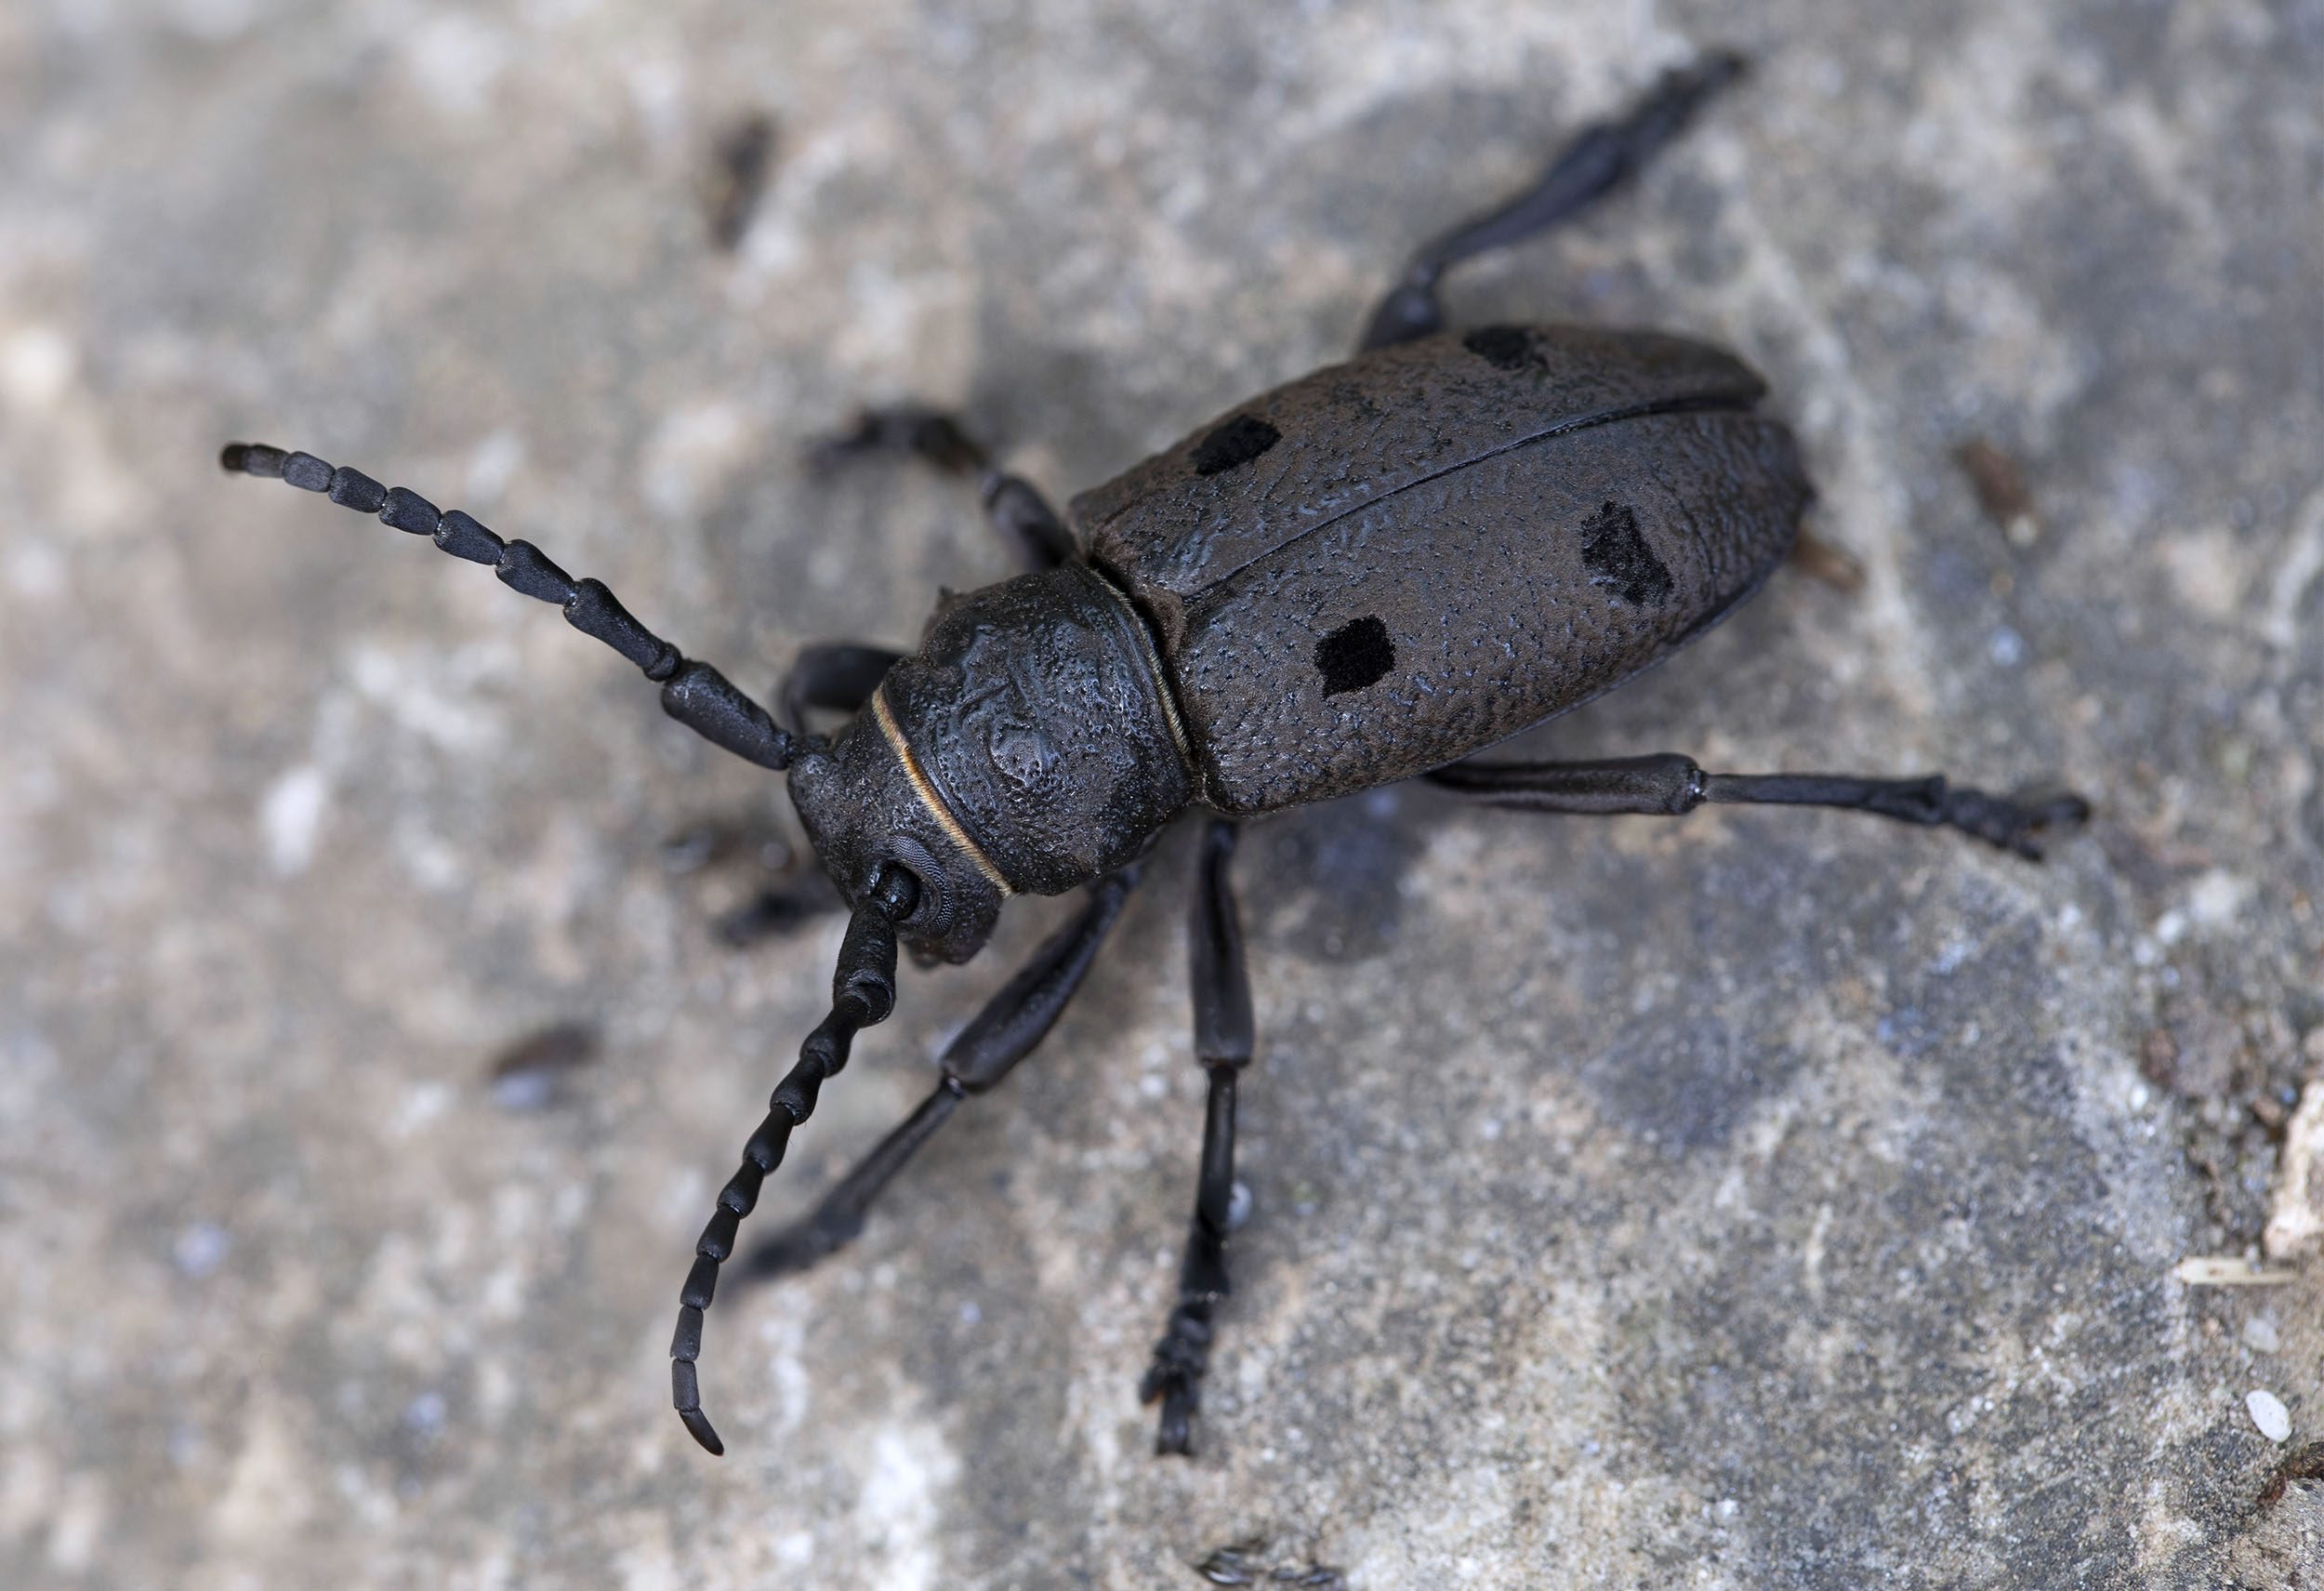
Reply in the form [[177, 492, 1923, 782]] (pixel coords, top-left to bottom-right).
[[219, 54, 2088, 1459]]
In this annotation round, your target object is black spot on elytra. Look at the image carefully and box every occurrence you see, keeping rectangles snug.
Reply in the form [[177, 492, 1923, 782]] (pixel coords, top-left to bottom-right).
[[1462, 325, 1541, 372], [1191, 414, 1282, 476], [1315, 615, 1394, 696], [1580, 500, 1673, 607]]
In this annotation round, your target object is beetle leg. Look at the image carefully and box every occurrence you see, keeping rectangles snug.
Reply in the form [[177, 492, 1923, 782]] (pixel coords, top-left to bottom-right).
[[807, 406, 1076, 571], [738, 866, 1142, 1280], [778, 641, 907, 731], [807, 404, 992, 474], [1359, 51, 1749, 351], [1142, 818, 1255, 1456], [1428, 753, 2092, 861]]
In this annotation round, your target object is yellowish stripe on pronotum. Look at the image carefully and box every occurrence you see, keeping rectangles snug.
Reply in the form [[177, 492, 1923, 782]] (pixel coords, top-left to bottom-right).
[[870, 683, 1014, 895]]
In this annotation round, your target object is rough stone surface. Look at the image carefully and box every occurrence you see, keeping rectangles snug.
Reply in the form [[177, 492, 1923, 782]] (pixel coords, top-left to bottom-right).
[[3, 2, 2321, 1586]]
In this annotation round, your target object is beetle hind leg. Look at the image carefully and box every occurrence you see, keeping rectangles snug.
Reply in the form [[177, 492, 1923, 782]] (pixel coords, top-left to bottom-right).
[[1142, 819, 1255, 1455], [1358, 51, 1748, 351], [1429, 752, 2091, 861]]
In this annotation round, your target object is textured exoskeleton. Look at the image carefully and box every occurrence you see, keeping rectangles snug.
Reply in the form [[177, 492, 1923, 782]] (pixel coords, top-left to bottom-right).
[[794, 323, 1809, 962]]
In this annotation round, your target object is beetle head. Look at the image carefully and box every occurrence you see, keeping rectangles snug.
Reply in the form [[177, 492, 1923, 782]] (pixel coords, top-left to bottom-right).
[[786, 715, 1005, 964]]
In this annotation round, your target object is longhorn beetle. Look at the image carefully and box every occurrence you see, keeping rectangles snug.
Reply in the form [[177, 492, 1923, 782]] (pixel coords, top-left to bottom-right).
[[220, 54, 2088, 1458]]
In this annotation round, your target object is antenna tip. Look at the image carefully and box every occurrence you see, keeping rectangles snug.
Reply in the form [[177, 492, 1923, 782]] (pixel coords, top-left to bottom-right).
[[680, 1407, 726, 1456]]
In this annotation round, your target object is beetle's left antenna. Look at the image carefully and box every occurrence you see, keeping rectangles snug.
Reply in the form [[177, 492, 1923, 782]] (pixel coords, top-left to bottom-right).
[[219, 442, 805, 772], [669, 861, 918, 1455]]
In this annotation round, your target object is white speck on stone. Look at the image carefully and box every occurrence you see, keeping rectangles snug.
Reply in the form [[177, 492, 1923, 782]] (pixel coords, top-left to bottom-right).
[[773, 1531, 814, 1568], [404, 11, 510, 116], [2243, 1317, 2280, 1353], [391, 1081, 455, 1138], [1, 325, 74, 410], [2153, 909, 2188, 947], [165, 0, 257, 41], [260, 764, 329, 877], [958, 1300, 981, 1326], [5, 537, 65, 599], [854, 1424, 959, 1591], [2247, 1389, 2291, 1442], [1987, 626, 2026, 667], [640, 402, 755, 520], [173, 1221, 231, 1279], [46, 1472, 104, 1572], [2187, 868, 2253, 928], [2265, 1081, 2324, 1260], [464, 429, 525, 505]]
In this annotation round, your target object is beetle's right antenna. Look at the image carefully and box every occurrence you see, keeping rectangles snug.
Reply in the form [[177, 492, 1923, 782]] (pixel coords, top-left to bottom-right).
[[219, 443, 805, 773], [668, 861, 919, 1455]]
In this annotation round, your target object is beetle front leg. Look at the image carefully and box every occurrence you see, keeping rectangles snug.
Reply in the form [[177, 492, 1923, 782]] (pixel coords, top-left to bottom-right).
[[1141, 818, 1255, 1456], [739, 866, 1142, 1280], [1428, 753, 2090, 860], [778, 641, 906, 731], [806, 406, 1076, 571]]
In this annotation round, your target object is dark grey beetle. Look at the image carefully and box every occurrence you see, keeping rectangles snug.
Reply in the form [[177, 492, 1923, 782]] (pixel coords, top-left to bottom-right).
[[220, 56, 2085, 1459]]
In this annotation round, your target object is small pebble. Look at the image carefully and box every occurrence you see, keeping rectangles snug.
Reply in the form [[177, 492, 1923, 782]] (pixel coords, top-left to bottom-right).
[[2248, 1388, 2291, 1443], [2244, 1317, 2281, 1354]]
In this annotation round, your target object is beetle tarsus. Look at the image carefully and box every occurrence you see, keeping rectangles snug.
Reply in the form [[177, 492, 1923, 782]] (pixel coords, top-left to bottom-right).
[[1140, 1299, 1213, 1456]]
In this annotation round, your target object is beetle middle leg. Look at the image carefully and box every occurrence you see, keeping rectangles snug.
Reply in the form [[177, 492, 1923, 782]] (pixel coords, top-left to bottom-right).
[[1429, 753, 2090, 860], [808, 404, 1075, 571], [1359, 51, 1747, 351], [737, 866, 1141, 1279], [1141, 817, 1255, 1455]]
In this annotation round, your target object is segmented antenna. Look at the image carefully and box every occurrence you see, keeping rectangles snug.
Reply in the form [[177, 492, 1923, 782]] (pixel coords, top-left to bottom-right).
[[219, 442, 803, 773], [671, 863, 919, 1454]]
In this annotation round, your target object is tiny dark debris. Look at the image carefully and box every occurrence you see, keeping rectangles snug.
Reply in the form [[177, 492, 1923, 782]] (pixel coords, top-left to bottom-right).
[[1580, 499, 1673, 607], [1461, 324, 1540, 372], [1192, 414, 1282, 476], [1955, 435, 2040, 549], [488, 1021, 600, 1110], [1195, 1538, 1347, 1588], [704, 113, 776, 250], [1314, 614, 1394, 696], [2259, 1440, 2324, 1505], [2142, 1028, 2181, 1089], [1787, 525, 1866, 593]]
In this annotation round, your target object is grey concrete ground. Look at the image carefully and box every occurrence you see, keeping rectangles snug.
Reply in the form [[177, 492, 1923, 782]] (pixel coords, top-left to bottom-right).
[[3, 1, 2322, 1585]]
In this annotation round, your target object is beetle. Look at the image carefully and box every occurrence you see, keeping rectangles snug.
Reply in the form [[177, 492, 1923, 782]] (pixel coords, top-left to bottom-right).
[[218, 53, 2087, 1460]]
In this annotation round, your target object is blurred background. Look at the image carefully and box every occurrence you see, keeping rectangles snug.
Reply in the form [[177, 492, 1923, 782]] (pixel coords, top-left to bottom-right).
[[2, 0, 2321, 1584]]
